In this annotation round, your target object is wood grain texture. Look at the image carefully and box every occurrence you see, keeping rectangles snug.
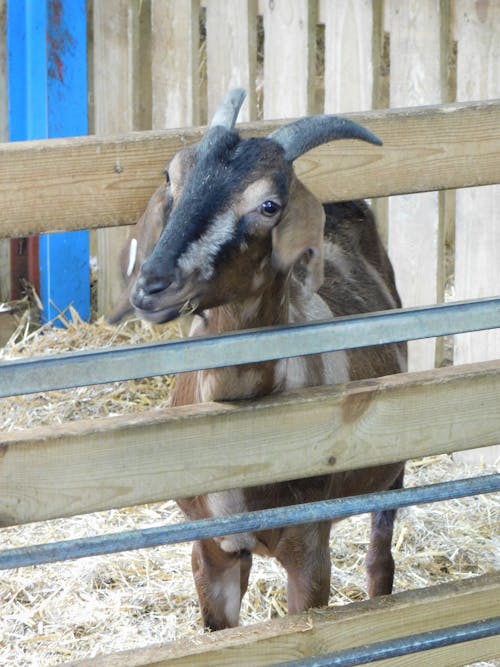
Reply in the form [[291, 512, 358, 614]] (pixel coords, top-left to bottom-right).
[[263, 0, 317, 118], [388, 0, 442, 372], [321, 0, 374, 114], [370, 0, 390, 246], [454, 0, 500, 366], [1, 360, 499, 526], [0, 100, 499, 240], [66, 573, 500, 666], [151, 0, 200, 130], [206, 0, 257, 122], [453, 0, 500, 467], [93, 0, 150, 315]]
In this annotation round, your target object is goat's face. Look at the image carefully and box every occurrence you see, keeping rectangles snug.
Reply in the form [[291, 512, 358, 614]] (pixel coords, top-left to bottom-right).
[[129, 89, 381, 324], [130, 134, 306, 323]]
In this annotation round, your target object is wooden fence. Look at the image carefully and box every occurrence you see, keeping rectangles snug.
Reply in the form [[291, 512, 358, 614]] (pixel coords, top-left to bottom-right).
[[1, 0, 499, 372], [0, 1, 499, 664], [0, 98, 499, 664]]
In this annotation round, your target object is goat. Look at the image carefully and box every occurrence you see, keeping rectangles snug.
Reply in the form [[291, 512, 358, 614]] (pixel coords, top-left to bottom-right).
[[127, 89, 406, 631], [109, 182, 169, 324]]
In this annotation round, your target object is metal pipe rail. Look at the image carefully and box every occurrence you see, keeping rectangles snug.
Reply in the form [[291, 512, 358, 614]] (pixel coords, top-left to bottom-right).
[[0, 474, 498, 571], [1, 297, 499, 398], [275, 617, 500, 667]]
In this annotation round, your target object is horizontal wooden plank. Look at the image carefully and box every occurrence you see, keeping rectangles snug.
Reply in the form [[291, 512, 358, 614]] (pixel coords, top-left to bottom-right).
[[0, 100, 499, 239], [1, 360, 499, 526], [66, 573, 500, 666]]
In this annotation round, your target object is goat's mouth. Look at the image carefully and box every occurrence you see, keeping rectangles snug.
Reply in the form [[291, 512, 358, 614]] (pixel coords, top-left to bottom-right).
[[130, 284, 203, 324], [132, 303, 184, 324]]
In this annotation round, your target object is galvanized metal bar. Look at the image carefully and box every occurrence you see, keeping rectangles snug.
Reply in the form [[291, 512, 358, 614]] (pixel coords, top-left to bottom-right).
[[0, 474, 498, 570], [1, 297, 499, 398], [275, 617, 500, 667]]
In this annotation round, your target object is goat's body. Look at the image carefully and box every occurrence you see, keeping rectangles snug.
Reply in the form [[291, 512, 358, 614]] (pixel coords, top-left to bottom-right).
[[171, 200, 405, 629], [124, 91, 405, 630]]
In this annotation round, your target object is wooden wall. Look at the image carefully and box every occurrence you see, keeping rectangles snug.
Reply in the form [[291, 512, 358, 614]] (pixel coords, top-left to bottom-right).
[[0, 0, 499, 461], [4, 0, 497, 372]]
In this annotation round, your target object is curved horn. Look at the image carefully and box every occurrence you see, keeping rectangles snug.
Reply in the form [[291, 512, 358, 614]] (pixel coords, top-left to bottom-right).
[[209, 88, 247, 130], [269, 115, 382, 162]]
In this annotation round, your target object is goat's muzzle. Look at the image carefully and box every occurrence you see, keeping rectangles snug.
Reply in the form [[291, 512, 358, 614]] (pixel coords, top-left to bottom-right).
[[130, 270, 200, 324]]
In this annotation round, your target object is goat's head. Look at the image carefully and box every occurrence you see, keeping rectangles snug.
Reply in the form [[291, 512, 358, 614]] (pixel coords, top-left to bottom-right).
[[130, 89, 381, 324]]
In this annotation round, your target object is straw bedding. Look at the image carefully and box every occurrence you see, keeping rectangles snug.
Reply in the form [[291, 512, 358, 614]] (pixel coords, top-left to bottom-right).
[[0, 311, 498, 666]]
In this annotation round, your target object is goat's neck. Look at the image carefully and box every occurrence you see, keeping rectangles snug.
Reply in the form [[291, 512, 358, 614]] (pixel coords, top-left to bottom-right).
[[194, 275, 291, 402], [210, 275, 290, 332]]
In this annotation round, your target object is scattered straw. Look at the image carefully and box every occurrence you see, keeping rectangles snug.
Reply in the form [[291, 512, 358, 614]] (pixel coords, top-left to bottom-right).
[[0, 315, 498, 666], [0, 311, 186, 430]]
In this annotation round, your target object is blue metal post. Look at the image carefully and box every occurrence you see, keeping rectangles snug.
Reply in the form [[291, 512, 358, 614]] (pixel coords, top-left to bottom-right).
[[7, 0, 90, 324], [41, 0, 90, 324]]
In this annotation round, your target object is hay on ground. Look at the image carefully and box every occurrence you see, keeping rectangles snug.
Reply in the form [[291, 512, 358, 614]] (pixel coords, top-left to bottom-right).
[[0, 313, 498, 666]]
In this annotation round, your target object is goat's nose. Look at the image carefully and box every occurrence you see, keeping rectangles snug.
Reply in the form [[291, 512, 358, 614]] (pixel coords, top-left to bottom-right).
[[137, 262, 172, 295]]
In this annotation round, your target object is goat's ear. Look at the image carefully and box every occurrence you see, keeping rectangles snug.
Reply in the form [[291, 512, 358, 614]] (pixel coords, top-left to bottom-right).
[[271, 178, 325, 292], [108, 183, 169, 323]]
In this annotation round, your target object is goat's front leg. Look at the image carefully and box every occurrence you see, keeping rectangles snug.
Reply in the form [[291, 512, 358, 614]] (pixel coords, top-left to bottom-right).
[[191, 539, 253, 631], [366, 468, 404, 597], [276, 521, 332, 614]]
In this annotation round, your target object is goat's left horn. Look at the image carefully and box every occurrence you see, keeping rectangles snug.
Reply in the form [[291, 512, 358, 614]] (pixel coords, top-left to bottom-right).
[[269, 115, 382, 162], [209, 88, 247, 130]]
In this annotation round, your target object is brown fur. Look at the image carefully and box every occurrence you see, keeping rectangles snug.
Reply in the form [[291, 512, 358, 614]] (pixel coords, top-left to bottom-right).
[[166, 181, 404, 630], [118, 132, 406, 631]]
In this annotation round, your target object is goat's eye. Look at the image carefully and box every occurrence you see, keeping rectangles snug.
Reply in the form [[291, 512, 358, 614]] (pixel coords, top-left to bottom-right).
[[164, 169, 170, 185], [260, 200, 280, 217]]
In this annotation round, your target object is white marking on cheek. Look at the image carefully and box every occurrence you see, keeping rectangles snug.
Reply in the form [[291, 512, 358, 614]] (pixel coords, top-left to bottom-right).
[[126, 238, 138, 277], [177, 211, 236, 280]]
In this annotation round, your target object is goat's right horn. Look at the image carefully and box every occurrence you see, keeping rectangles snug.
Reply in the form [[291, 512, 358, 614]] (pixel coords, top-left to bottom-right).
[[209, 88, 247, 130], [269, 115, 382, 162]]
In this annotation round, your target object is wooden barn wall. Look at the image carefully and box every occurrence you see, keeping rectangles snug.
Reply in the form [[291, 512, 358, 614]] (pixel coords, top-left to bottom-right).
[[1, 1, 499, 390], [452, 0, 500, 464], [92, 0, 500, 472]]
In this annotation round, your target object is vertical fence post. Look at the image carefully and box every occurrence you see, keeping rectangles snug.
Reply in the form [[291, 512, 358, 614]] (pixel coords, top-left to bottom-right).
[[93, 0, 150, 318], [7, 0, 90, 324], [263, 0, 318, 119], [151, 0, 200, 129], [321, 0, 374, 115], [453, 0, 500, 466], [206, 0, 257, 122], [454, 0, 500, 365], [388, 0, 442, 372]]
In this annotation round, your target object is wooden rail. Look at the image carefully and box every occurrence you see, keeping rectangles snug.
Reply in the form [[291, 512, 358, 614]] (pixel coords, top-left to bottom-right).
[[1, 359, 499, 527], [0, 100, 499, 240], [66, 573, 500, 667]]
